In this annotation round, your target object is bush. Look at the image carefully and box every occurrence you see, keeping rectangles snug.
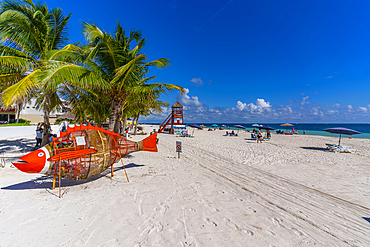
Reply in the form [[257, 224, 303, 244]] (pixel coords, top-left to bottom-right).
[[18, 118, 31, 124], [0, 122, 31, 127]]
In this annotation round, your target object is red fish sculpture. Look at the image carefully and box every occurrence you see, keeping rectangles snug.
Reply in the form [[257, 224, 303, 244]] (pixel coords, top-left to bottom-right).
[[13, 123, 157, 182]]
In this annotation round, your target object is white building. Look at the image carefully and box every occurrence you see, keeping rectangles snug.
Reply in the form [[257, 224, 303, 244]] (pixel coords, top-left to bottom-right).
[[20, 98, 69, 124]]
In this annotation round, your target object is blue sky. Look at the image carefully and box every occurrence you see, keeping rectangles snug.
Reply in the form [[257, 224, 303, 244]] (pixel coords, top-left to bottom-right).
[[51, 0, 370, 123]]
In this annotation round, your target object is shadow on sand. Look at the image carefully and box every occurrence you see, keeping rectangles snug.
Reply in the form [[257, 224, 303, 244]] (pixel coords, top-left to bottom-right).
[[1, 163, 144, 190], [0, 138, 38, 155], [363, 217, 370, 224], [300, 147, 328, 152]]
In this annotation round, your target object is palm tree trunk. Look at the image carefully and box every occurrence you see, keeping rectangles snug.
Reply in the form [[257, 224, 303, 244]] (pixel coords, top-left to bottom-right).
[[134, 114, 139, 135], [113, 109, 122, 134], [16, 100, 22, 124], [108, 98, 118, 131], [41, 91, 51, 146], [122, 116, 127, 134]]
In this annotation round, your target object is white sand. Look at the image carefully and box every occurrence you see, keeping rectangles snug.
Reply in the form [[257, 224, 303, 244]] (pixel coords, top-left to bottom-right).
[[1, 125, 370, 246]]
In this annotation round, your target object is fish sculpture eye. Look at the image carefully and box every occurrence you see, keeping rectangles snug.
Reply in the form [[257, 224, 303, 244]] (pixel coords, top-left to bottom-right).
[[38, 152, 44, 157]]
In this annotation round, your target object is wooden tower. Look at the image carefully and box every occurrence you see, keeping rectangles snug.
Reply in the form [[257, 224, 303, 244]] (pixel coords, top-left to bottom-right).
[[158, 101, 184, 134]]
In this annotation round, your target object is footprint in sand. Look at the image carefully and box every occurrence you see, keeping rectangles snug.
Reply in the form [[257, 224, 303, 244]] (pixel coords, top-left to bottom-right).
[[289, 228, 303, 236], [271, 218, 284, 228], [153, 203, 169, 215], [242, 229, 254, 236], [224, 218, 241, 231], [204, 218, 217, 226]]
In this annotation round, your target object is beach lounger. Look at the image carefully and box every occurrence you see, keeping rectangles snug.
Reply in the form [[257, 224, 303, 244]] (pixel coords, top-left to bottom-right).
[[333, 146, 358, 154], [328, 145, 357, 153]]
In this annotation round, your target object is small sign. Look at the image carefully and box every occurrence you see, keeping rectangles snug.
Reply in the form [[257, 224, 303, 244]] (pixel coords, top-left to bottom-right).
[[75, 136, 86, 146], [176, 141, 182, 153]]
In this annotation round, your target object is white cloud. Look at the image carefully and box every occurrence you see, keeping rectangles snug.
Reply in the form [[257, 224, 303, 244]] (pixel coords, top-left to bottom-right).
[[327, 110, 338, 114], [176, 88, 203, 107], [236, 98, 271, 114], [236, 101, 246, 111], [256, 98, 272, 108], [190, 78, 203, 87], [358, 107, 367, 112], [333, 103, 340, 108], [142, 93, 370, 123], [299, 96, 310, 109]]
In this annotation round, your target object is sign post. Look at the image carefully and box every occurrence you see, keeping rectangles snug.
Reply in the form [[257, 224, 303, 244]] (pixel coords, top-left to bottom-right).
[[176, 141, 182, 159]]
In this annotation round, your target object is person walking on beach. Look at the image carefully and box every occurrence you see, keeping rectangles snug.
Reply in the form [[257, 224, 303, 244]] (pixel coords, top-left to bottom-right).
[[35, 128, 43, 147], [257, 129, 262, 143], [266, 129, 271, 138]]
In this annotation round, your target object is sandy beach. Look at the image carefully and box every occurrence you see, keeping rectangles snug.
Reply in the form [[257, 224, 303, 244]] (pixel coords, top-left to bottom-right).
[[1, 125, 370, 246]]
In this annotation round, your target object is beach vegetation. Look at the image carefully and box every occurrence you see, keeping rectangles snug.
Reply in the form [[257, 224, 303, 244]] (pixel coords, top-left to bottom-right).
[[0, 0, 183, 137], [0, 0, 72, 144], [49, 22, 184, 134]]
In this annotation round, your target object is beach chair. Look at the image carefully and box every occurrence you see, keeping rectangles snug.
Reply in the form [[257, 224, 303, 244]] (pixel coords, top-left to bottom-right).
[[251, 133, 257, 140], [263, 137, 270, 141], [325, 143, 338, 151], [333, 146, 357, 154]]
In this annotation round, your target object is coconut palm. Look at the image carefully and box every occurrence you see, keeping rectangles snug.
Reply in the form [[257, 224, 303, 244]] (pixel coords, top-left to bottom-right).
[[56, 22, 184, 133], [0, 1, 106, 144], [0, 0, 71, 144]]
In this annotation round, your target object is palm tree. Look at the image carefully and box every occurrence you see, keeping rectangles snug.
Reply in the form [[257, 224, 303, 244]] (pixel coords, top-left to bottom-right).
[[0, 1, 106, 144], [53, 22, 184, 133], [0, 0, 71, 144], [83, 22, 182, 132]]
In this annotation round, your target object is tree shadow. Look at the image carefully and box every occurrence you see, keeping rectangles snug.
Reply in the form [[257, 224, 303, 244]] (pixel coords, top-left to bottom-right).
[[300, 147, 328, 152], [1, 163, 144, 190], [0, 138, 37, 155]]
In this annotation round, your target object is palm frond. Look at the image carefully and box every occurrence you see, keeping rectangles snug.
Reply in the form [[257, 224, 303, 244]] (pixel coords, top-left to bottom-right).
[[2, 69, 41, 106]]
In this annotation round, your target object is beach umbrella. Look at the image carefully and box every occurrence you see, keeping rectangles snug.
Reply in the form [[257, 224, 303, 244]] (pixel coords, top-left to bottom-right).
[[323, 127, 361, 146], [57, 111, 75, 120], [188, 124, 202, 129], [280, 123, 294, 132], [188, 124, 202, 136], [280, 123, 294, 127], [259, 126, 275, 130], [211, 124, 218, 129], [233, 124, 246, 133], [252, 123, 259, 127]]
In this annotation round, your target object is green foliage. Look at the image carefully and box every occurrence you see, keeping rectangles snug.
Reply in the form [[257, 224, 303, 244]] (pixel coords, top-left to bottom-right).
[[0, 122, 30, 126], [18, 118, 30, 124], [0, 2, 184, 131]]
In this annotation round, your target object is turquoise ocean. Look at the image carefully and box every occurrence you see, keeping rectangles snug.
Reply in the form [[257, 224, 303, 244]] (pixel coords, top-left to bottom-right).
[[145, 123, 370, 139], [194, 123, 370, 139]]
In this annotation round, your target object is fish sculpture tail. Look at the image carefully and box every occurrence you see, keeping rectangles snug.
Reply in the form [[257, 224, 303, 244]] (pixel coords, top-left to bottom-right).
[[137, 133, 158, 152]]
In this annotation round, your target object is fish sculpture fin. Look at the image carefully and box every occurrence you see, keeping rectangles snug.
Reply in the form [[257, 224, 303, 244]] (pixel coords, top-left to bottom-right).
[[47, 149, 97, 162], [141, 133, 158, 152], [60, 123, 121, 138]]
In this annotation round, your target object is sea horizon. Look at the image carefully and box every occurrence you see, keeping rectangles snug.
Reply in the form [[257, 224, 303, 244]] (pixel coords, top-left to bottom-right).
[[142, 122, 370, 139]]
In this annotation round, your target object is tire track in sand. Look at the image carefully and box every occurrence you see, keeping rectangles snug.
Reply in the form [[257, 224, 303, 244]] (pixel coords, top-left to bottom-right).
[[160, 139, 370, 247]]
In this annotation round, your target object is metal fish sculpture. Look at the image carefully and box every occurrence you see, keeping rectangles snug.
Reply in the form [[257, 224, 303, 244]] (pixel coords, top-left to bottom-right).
[[12, 123, 157, 185]]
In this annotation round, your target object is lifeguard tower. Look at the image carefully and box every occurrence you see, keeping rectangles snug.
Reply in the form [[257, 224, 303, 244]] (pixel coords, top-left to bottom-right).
[[158, 101, 184, 134]]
